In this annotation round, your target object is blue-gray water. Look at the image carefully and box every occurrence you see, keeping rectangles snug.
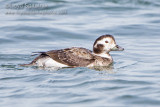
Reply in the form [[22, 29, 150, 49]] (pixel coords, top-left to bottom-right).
[[0, 0, 160, 106]]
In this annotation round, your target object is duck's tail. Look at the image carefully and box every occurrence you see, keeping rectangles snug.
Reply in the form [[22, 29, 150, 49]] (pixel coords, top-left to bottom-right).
[[19, 63, 35, 67], [19, 53, 47, 67]]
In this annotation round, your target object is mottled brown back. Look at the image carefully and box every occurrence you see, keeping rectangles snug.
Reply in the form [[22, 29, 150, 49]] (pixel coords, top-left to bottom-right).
[[41, 47, 95, 67]]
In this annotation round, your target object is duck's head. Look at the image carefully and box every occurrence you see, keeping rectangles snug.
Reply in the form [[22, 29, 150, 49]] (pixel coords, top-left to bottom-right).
[[93, 34, 124, 55]]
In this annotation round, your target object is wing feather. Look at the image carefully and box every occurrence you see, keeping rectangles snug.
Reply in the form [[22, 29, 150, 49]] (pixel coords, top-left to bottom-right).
[[45, 47, 95, 67]]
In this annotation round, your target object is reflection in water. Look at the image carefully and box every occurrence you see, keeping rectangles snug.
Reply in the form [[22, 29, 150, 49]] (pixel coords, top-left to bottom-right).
[[89, 64, 114, 72], [30, 64, 114, 72]]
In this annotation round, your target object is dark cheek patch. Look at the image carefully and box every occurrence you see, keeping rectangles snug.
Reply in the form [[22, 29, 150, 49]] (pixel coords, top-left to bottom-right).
[[93, 44, 104, 54]]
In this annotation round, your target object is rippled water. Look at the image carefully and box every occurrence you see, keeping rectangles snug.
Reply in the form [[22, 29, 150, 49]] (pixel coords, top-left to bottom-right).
[[0, 0, 160, 106]]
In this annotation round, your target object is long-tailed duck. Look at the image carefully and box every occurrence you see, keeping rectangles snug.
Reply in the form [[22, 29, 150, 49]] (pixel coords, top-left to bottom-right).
[[21, 34, 124, 68]]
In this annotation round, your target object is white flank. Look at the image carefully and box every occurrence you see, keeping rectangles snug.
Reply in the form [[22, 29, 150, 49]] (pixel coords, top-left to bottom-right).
[[36, 57, 68, 67]]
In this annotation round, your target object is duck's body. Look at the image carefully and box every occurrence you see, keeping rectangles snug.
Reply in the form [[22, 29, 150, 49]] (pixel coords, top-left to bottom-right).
[[21, 35, 124, 68], [23, 47, 113, 67]]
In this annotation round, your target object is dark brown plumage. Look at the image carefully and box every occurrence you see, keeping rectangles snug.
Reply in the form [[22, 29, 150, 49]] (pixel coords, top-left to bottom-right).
[[30, 47, 95, 67], [93, 44, 104, 54]]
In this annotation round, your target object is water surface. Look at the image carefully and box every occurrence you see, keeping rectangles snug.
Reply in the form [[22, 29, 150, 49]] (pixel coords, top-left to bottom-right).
[[0, 0, 160, 106]]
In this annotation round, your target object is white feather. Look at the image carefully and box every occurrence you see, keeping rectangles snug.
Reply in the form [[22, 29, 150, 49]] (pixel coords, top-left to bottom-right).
[[93, 53, 112, 59], [36, 57, 68, 67]]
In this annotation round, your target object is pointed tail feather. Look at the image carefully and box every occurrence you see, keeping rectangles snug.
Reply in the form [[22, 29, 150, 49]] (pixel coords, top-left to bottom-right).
[[20, 52, 47, 67], [32, 52, 46, 54], [19, 63, 35, 67]]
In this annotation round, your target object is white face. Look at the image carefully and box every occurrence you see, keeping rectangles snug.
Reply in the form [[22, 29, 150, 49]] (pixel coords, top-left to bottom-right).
[[94, 37, 116, 52]]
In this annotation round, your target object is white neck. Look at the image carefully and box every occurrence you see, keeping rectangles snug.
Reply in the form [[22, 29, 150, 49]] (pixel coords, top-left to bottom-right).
[[93, 52, 112, 59]]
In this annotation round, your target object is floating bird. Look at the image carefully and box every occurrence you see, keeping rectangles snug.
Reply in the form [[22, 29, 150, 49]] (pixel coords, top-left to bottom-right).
[[20, 34, 124, 68]]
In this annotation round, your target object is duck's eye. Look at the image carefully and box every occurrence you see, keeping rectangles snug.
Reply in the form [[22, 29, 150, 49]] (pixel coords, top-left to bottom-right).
[[105, 41, 109, 43]]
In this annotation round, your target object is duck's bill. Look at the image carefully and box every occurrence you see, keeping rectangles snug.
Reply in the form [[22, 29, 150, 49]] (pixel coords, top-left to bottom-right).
[[111, 45, 124, 51]]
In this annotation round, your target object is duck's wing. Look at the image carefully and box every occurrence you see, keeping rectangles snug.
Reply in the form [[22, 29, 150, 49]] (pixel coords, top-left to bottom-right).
[[43, 47, 95, 67]]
